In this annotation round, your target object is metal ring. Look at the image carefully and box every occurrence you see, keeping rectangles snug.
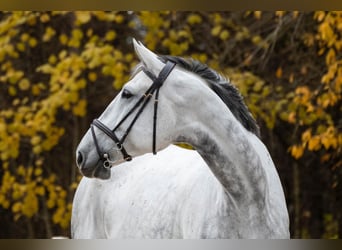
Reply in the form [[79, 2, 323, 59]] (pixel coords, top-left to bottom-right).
[[103, 160, 111, 169]]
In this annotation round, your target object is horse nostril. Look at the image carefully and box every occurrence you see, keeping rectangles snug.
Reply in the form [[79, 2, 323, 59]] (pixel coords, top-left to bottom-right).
[[77, 151, 84, 168]]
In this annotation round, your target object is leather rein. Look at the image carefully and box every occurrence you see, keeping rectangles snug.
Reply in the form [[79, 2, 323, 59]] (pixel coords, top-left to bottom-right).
[[90, 61, 176, 169]]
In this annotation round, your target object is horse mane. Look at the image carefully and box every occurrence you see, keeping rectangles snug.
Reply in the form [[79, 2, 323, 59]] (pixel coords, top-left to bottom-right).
[[159, 55, 260, 137]]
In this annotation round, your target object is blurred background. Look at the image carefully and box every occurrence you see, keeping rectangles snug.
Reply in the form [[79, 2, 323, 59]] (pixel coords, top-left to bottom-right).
[[0, 11, 341, 238]]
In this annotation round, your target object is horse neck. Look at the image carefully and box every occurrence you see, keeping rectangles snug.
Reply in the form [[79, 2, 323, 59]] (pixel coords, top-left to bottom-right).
[[175, 89, 268, 212]]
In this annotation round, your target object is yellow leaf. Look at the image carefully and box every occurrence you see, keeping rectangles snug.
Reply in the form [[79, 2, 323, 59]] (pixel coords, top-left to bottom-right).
[[308, 136, 321, 151], [114, 14, 124, 24], [34, 168, 43, 176], [301, 129, 312, 142], [211, 25, 222, 36], [12, 202, 22, 213], [220, 30, 230, 41], [321, 136, 331, 150], [315, 11, 326, 22], [291, 145, 304, 159], [253, 81, 264, 92], [306, 103, 314, 113], [37, 64, 53, 74], [105, 31, 116, 41], [31, 85, 41, 96], [288, 112, 296, 124], [31, 136, 41, 146], [47, 198, 55, 209], [19, 78, 30, 91], [40, 13, 50, 23], [187, 14, 202, 25], [12, 190, 22, 200], [35, 186, 45, 196], [321, 135, 338, 150], [12, 99, 20, 107], [76, 12, 91, 24], [67, 91, 78, 103], [318, 48, 325, 56], [22, 194, 38, 217], [17, 165, 26, 176], [28, 38, 37, 47], [72, 99, 87, 117], [2, 200, 10, 209], [88, 72, 97, 82], [8, 86, 17, 96], [252, 35, 262, 45], [43, 26, 56, 42], [59, 50, 67, 59], [72, 29, 83, 40], [326, 48, 336, 65], [86, 28, 93, 37], [59, 190, 67, 199], [70, 182, 78, 190], [254, 11, 262, 19], [33, 145, 42, 154], [319, 22, 334, 43], [21, 33, 30, 42], [16, 42, 25, 52], [35, 158, 44, 166], [102, 65, 112, 75], [48, 54, 57, 64], [276, 67, 283, 79], [59, 34, 68, 45], [295, 86, 311, 103]]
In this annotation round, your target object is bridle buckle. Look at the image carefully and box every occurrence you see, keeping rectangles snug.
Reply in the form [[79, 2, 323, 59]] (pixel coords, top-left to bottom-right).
[[115, 143, 123, 151]]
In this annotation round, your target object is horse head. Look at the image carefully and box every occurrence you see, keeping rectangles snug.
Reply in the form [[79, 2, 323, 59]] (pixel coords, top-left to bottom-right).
[[76, 39, 206, 179]]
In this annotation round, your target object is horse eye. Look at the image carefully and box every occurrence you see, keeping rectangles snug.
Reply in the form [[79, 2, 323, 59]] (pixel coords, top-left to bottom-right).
[[122, 89, 134, 99]]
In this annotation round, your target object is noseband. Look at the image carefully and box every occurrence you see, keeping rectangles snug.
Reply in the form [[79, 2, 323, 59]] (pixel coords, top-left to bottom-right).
[[90, 61, 176, 168]]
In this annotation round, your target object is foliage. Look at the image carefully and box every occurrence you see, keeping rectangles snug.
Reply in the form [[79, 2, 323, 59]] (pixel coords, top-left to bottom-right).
[[0, 11, 135, 237], [288, 11, 341, 167], [0, 11, 341, 238]]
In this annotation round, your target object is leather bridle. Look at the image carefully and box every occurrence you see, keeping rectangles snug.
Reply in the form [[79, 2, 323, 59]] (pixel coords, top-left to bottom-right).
[[90, 61, 176, 168]]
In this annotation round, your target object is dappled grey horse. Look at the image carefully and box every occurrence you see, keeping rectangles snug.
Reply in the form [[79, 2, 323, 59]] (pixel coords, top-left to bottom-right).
[[72, 39, 289, 238]]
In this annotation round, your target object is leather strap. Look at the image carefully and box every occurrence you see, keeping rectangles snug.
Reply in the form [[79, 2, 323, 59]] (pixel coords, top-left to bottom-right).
[[90, 61, 176, 165], [92, 119, 132, 161]]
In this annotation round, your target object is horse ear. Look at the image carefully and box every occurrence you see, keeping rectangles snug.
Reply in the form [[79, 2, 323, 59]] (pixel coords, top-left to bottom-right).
[[133, 38, 164, 74]]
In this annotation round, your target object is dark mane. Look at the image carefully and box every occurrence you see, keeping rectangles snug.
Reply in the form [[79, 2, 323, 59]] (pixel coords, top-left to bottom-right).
[[159, 55, 260, 137]]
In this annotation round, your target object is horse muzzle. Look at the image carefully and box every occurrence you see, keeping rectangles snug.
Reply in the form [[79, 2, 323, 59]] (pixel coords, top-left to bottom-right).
[[76, 150, 111, 180]]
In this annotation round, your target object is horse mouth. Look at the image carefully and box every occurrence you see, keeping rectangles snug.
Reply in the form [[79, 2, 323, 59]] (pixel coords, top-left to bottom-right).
[[79, 160, 111, 180]]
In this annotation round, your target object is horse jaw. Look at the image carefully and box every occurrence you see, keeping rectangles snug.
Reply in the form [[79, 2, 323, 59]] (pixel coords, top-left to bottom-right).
[[132, 39, 165, 76]]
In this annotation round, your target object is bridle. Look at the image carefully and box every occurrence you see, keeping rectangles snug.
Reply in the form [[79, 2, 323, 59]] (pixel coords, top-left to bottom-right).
[[90, 61, 176, 169]]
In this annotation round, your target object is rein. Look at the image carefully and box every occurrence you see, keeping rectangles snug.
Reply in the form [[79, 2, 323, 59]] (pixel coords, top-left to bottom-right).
[[90, 61, 176, 168]]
